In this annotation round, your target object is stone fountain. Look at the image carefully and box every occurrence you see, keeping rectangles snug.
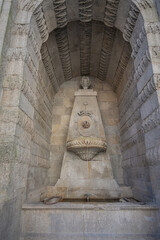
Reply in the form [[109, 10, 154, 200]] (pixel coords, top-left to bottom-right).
[[46, 77, 132, 200], [66, 76, 107, 161]]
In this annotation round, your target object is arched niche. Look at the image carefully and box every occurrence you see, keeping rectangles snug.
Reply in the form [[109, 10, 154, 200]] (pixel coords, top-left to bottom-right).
[[0, 1, 160, 239]]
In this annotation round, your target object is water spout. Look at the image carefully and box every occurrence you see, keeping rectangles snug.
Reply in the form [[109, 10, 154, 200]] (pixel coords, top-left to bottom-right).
[[85, 194, 90, 202]]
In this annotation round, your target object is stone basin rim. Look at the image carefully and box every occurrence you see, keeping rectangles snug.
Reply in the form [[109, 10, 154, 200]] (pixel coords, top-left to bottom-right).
[[22, 203, 159, 211]]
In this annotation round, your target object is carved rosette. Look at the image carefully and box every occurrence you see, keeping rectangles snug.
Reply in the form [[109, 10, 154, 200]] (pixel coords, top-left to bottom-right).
[[67, 136, 107, 161]]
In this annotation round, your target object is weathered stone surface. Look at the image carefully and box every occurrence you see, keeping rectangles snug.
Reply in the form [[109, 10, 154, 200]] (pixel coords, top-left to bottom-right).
[[21, 202, 160, 240], [0, 0, 160, 239]]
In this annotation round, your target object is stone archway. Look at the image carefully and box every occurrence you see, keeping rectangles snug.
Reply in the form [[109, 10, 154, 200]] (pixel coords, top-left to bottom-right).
[[0, 0, 160, 239]]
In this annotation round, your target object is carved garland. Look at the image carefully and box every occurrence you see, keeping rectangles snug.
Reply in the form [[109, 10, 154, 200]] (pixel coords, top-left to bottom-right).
[[138, 75, 159, 106], [41, 43, 59, 92], [146, 22, 160, 34], [131, 27, 146, 59], [142, 106, 160, 134], [79, 0, 93, 22], [133, 0, 154, 10], [7, 48, 38, 82], [134, 50, 151, 82], [79, 22, 92, 76], [98, 27, 115, 81], [123, 3, 139, 42], [104, 0, 120, 27], [112, 42, 131, 91], [18, 0, 41, 11], [34, 4, 48, 43], [53, 0, 68, 28], [56, 27, 72, 81]]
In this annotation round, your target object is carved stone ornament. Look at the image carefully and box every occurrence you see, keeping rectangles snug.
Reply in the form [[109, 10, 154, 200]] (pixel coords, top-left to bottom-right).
[[67, 136, 107, 161], [80, 76, 91, 89], [66, 77, 107, 161]]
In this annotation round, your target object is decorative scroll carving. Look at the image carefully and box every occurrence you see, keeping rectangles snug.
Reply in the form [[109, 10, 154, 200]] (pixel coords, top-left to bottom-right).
[[138, 75, 159, 106], [7, 48, 39, 83], [18, 0, 40, 11], [142, 106, 160, 134], [41, 43, 59, 92], [133, 0, 154, 10], [146, 22, 160, 34], [56, 27, 72, 81], [98, 27, 115, 81], [34, 4, 48, 43], [151, 46, 160, 59], [123, 3, 139, 42], [28, 30, 41, 60], [12, 24, 41, 60], [112, 42, 131, 91], [131, 27, 146, 59], [79, 0, 93, 22], [7, 48, 26, 62], [80, 22, 92, 76], [12, 24, 30, 35], [3, 75, 23, 90], [134, 50, 151, 82], [104, 0, 120, 27], [53, 0, 67, 28]]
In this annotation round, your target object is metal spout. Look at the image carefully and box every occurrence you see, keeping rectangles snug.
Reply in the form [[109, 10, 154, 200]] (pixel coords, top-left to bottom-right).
[[85, 194, 90, 202]]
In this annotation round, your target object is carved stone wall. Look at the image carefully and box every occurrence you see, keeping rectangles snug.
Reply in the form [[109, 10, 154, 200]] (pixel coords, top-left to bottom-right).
[[0, 0, 160, 239]]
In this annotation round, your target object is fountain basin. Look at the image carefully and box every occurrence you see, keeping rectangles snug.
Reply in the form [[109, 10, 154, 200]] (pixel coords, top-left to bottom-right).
[[67, 136, 107, 161]]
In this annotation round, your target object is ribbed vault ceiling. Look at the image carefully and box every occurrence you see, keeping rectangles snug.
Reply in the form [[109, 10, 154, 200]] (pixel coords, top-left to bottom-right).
[[39, 0, 139, 92]]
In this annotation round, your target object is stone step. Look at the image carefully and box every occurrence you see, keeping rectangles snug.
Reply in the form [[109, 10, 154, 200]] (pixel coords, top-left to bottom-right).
[[20, 202, 160, 240]]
